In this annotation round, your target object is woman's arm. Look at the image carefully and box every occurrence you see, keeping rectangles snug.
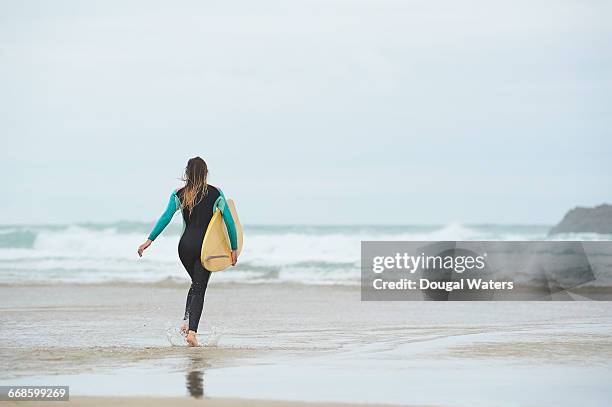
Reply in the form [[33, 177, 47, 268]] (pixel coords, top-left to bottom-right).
[[138, 190, 180, 257], [148, 190, 181, 241], [217, 189, 238, 251]]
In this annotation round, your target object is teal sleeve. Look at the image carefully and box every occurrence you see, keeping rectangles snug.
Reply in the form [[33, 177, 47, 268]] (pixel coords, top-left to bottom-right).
[[218, 189, 238, 250], [148, 190, 180, 241]]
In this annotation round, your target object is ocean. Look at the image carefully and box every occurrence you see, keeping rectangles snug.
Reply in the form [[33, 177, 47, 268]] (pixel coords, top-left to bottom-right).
[[1, 222, 610, 287]]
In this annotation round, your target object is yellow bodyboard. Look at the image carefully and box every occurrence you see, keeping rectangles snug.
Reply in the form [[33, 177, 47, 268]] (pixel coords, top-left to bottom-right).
[[201, 199, 243, 272]]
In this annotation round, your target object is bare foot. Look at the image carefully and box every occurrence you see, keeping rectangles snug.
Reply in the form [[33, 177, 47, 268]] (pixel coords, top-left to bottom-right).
[[186, 331, 198, 347], [180, 321, 188, 335]]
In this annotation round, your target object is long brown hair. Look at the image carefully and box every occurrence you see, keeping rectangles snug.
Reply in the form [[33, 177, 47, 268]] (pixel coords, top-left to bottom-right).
[[181, 157, 208, 216]]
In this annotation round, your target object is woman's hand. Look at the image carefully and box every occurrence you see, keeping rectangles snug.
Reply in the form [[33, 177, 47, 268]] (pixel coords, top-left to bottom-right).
[[231, 250, 238, 266], [138, 240, 153, 257]]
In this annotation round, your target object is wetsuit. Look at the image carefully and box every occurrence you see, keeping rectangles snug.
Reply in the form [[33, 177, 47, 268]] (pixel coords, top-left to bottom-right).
[[148, 184, 238, 332]]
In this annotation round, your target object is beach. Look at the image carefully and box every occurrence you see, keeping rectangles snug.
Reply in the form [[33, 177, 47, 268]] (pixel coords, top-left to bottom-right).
[[1, 224, 612, 405], [2, 282, 612, 406]]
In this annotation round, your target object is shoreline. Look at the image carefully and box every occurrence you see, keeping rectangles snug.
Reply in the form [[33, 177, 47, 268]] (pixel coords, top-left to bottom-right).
[[2, 280, 611, 300], [0, 280, 362, 289]]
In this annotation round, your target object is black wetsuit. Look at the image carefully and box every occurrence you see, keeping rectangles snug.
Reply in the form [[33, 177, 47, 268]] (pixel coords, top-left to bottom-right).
[[147, 184, 237, 333]]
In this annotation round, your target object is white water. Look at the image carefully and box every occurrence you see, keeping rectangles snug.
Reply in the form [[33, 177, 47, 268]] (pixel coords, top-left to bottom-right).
[[0, 223, 610, 286]]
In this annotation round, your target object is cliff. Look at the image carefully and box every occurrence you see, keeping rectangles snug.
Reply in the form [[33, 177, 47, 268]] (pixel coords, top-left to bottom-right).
[[549, 204, 612, 235]]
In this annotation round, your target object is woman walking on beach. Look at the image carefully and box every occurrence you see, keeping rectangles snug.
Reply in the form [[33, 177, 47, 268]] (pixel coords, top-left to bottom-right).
[[137, 157, 238, 346]]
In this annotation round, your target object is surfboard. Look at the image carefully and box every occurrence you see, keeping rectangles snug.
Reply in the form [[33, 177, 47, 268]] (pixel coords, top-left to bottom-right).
[[201, 199, 243, 272]]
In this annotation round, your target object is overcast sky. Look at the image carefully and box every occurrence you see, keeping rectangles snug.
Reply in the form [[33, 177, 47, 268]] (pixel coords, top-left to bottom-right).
[[1, 0, 610, 225]]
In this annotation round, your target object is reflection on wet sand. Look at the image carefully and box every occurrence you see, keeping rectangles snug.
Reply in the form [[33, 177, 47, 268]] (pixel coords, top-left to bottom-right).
[[185, 354, 209, 398], [186, 370, 204, 398]]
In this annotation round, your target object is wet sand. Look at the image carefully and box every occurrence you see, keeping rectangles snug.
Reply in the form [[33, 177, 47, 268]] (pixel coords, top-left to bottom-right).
[[1, 283, 612, 406], [2, 396, 409, 407]]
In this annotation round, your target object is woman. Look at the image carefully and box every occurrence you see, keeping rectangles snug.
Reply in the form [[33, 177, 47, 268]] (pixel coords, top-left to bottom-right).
[[137, 157, 238, 347]]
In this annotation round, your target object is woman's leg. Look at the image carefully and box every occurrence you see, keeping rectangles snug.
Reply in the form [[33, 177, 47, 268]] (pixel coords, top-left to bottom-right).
[[180, 286, 194, 333], [183, 286, 194, 321], [178, 245, 195, 332], [187, 258, 212, 333]]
